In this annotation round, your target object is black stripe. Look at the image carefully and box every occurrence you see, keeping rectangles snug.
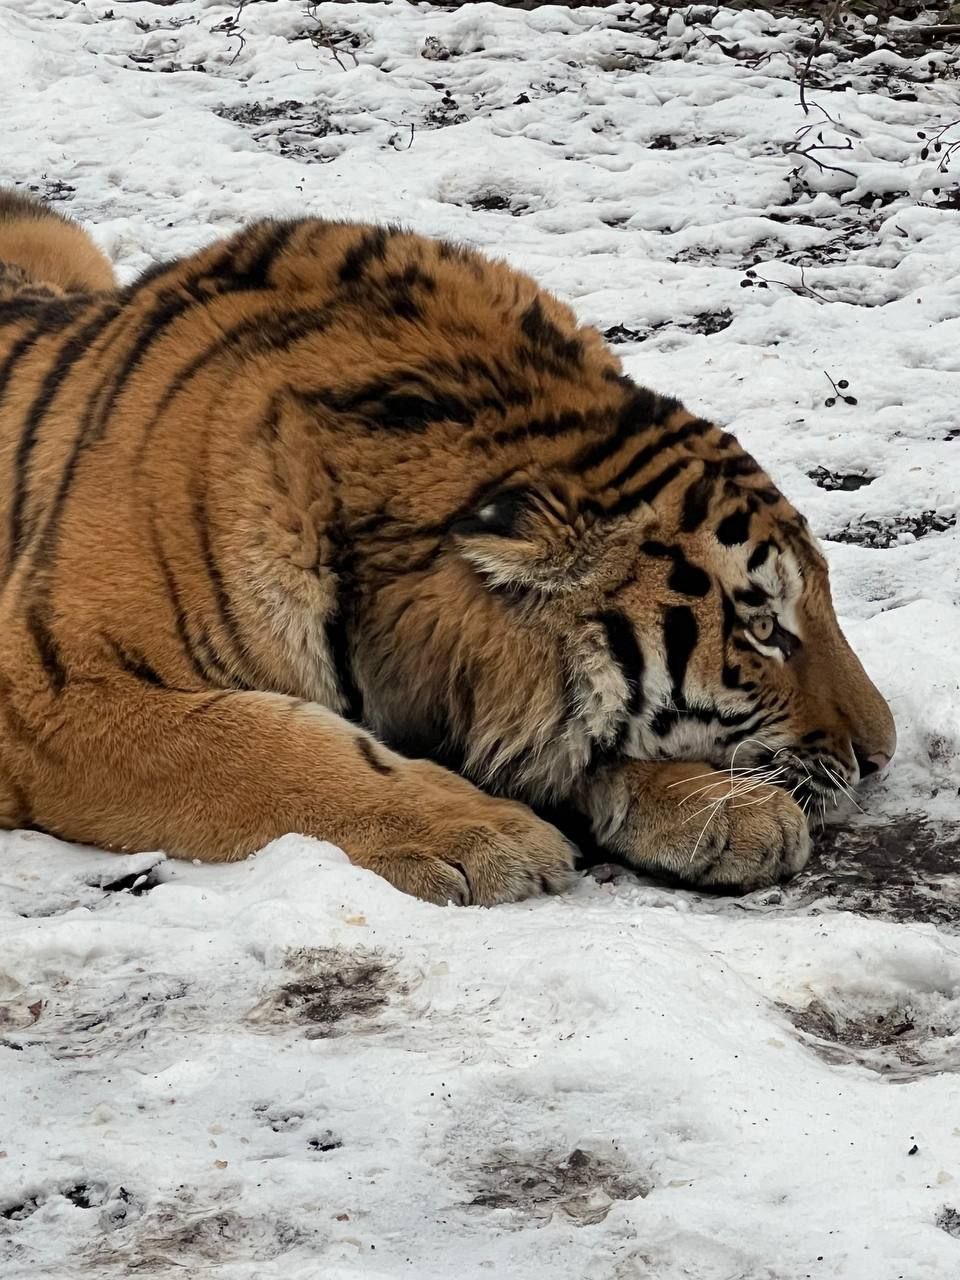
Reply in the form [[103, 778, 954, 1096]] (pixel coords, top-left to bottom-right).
[[734, 587, 769, 607], [82, 225, 297, 459], [721, 454, 760, 478], [26, 606, 66, 693], [0, 295, 90, 329], [590, 419, 710, 492], [489, 408, 593, 449], [190, 627, 238, 686], [435, 354, 533, 410], [229, 219, 301, 289], [305, 379, 472, 431], [0, 324, 45, 403], [588, 457, 693, 521], [597, 610, 644, 715], [8, 302, 120, 569], [721, 592, 738, 641], [338, 228, 389, 284], [669, 558, 710, 598], [356, 736, 395, 777], [651, 706, 680, 737], [640, 541, 710, 598], [450, 661, 475, 744], [721, 712, 787, 747], [149, 516, 218, 686], [106, 636, 166, 687], [663, 605, 698, 703], [519, 298, 583, 369], [653, 696, 763, 738], [572, 389, 676, 472], [747, 540, 776, 572], [192, 488, 250, 678], [125, 256, 180, 296], [144, 304, 337, 442], [680, 466, 718, 534], [716, 509, 752, 546], [256, 391, 283, 442], [184, 690, 236, 717], [325, 596, 362, 722]]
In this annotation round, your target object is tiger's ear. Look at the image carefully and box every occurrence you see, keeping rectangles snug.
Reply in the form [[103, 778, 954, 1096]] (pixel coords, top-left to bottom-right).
[[450, 481, 587, 592]]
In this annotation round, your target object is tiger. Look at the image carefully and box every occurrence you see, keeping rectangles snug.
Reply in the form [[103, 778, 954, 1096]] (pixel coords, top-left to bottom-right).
[[0, 188, 895, 905]]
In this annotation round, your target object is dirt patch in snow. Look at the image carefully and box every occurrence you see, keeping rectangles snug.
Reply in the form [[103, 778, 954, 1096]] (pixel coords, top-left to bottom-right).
[[826, 511, 957, 549], [782, 990, 960, 1080], [754, 816, 960, 929], [247, 946, 401, 1037], [463, 1146, 650, 1227]]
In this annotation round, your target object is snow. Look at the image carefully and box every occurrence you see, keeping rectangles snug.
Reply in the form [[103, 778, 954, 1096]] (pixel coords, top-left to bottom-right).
[[1, 1, 959, 1276]]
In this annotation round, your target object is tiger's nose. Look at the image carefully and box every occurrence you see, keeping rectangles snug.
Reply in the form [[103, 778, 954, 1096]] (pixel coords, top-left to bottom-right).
[[854, 746, 891, 779]]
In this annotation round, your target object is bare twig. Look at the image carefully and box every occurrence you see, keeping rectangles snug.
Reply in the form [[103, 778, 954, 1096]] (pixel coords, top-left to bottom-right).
[[388, 123, 416, 151], [784, 124, 856, 181], [210, 0, 248, 66], [303, 2, 359, 70], [745, 265, 833, 304], [796, 0, 843, 117], [910, 24, 960, 36], [918, 118, 960, 175]]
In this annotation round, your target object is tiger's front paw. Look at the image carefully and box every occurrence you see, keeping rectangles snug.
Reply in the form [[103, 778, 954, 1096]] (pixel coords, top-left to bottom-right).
[[590, 761, 811, 894], [674, 775, 811, 892], [361, 788, 578, 907]]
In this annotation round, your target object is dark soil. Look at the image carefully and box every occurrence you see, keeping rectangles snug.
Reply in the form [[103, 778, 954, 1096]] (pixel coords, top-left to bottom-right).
[[464, 1146, 650, 1226], [603, 309, 733, 344], [827, 511, 956, 548], [782, 994, 960, 1078], [781, 815, 960, 928], [248, 947, 400, 1037], [215, 100, 346, 162], [808, 467, 875, 491]]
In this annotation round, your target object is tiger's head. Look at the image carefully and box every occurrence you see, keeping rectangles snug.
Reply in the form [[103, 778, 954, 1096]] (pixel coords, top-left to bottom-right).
[[299, 226, 895, 827], [363, 425, 895, 821]]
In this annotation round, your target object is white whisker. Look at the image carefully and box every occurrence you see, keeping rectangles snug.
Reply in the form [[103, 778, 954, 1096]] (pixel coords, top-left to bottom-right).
[[676, 767, 785, 807], [688, 796, 726, 867], [666, 766, 767, 791]]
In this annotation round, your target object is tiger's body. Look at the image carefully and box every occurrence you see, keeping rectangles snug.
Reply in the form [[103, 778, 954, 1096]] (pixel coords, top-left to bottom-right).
[[0, 191, 895, 904]]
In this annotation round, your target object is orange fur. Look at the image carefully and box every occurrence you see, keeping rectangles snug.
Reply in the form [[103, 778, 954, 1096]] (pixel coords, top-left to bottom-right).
[[0, 189, 116, 297], [0, 194, 894, 902]]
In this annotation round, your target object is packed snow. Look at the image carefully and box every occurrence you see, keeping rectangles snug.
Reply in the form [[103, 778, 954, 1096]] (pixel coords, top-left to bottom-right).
[[1, 1, 959, 1276]]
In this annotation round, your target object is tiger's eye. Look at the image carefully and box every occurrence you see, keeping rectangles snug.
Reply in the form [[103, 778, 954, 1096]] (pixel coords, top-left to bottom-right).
[[750, 614, 776, 643]]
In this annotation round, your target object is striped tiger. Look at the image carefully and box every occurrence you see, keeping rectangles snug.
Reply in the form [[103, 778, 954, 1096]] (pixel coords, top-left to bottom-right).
[[0, 189, 895, 904]]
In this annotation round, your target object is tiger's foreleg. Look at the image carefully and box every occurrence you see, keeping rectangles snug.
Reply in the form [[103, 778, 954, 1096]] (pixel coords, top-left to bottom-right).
[[574, 760, 810, 892], [22, 682, 575, 906]]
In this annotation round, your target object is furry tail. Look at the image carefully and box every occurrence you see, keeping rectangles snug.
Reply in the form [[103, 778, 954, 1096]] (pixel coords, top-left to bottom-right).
[[0, 187, 116, 295]]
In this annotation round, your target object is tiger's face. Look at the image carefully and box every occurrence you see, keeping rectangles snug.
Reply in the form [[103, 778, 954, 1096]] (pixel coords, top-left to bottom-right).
[[587, 496, 897, 817]]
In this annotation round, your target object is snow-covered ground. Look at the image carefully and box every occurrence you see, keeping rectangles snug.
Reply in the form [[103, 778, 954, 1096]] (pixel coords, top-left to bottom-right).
[[2, 1, 960, 1276]]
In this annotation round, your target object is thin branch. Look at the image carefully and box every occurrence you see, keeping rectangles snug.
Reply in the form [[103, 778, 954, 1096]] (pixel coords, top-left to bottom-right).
[[796, 0, 843, 117], [303, 2, 359, 70]]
